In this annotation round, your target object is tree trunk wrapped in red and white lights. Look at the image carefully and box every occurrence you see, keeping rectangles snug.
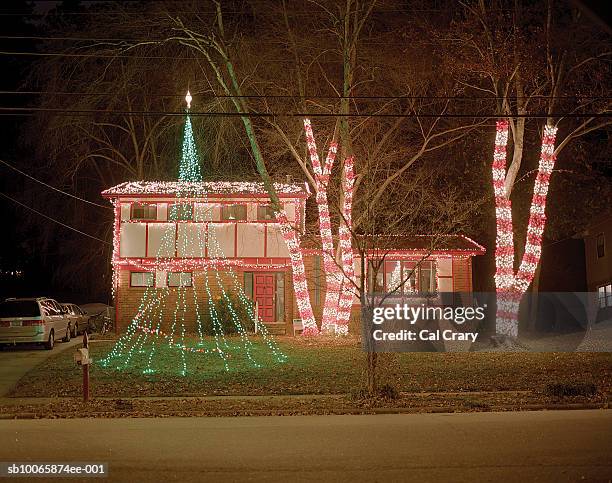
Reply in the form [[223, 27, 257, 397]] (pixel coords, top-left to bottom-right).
[[492, 120, 558, 337], [276, 210, 319, 336], [336, 155, 356, 335], [303, 119, 340, 334]]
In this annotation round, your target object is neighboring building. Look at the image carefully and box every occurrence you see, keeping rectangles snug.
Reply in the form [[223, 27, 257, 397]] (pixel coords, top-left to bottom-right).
[[582, 212, 612, 310], [103, 181, 485, 335]]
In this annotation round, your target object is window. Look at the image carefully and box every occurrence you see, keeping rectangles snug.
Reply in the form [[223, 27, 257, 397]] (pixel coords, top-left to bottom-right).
[[370, 259, 436, 294], [40, 300, 61, 316], [169, 203, 193, 221], [385, 260, 403, 294], [403, 261, 418, 293], [168, 272, 192, 287], [596, 233, 605, 259], [221, 204, 247, 221], [131, 203, 157, 220], [598, 284, 612, 308], [130, 272, 154, 287], [0, 300, 40, 318], [244, 272, 254, 299], [368, 260, 385, 292], [62, 304, 75, 315], [419, 261, 436, 293], [257, 204, 276, 221], [275, 272, 285, 321]]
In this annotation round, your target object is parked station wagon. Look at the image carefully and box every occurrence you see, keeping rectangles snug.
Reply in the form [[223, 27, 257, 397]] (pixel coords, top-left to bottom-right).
[[60, 303, 90, 337], [0, 297, 71, 349]]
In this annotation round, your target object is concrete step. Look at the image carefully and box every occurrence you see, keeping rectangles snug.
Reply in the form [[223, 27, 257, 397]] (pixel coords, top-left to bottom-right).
[[259, 322, 286, 335]]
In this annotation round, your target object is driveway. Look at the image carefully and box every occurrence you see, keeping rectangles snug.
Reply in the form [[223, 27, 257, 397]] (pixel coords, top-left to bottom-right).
[[0, 339, 80, 396], [0, 410, 610, 482]]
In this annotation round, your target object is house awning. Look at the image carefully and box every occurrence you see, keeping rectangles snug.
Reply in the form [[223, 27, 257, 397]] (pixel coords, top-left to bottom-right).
[[101, 180, 310, 199], [302, 234, 485, 256]]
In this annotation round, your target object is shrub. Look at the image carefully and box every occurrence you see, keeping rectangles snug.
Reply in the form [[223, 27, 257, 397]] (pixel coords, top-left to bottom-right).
[[377, 383, 400, 400], [201, 294, 255, 335], [545, 382, 597, 398]]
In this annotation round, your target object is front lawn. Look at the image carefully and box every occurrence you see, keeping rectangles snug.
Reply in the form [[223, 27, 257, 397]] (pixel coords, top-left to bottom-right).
[[8, 337, 611, 397]]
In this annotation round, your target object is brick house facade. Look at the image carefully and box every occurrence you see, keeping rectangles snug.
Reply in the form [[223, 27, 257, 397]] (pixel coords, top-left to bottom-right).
[[103, 181, 485, 335]]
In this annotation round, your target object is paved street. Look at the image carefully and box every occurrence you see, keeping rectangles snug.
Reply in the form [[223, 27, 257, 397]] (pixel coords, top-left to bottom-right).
[[0, 410, 610, 482], [0, 339, 80, 396]]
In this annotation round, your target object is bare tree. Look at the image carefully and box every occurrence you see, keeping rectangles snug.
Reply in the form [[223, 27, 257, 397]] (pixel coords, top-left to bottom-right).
[[432, 0, 612, 339]]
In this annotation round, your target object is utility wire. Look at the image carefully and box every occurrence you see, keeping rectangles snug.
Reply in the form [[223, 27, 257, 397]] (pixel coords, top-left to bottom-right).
[[0, 7, 520, 17], [0, 158, 111, 210], [1, 90, 610, 101], [0, 191, 111, 245], [0, 107, 609, 118], [0, 50, 299, 61]]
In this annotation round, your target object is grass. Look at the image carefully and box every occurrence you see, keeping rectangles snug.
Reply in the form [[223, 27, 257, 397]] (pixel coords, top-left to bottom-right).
[[7, 336, 612, 398]]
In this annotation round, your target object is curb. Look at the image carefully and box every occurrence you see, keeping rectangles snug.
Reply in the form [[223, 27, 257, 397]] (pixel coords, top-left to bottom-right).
[[0, 403, 608, 420]]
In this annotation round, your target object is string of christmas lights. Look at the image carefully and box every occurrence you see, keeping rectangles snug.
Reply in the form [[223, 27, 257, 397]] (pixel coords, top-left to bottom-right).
[[336, 155, 356, 335], [303, 118, 340, 333], [491, 120, 558, 337], [101, 100, 288, 373]]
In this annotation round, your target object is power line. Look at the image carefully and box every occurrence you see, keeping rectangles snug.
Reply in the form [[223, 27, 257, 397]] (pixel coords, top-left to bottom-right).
[[1, 90, 610, 101], [0, 34, 422, 45], [0, 158, 111, 210], [0, 7, 518, 17], [0, 106, 609, 119], [0, 50, 291, 61], [0, 191, 111, 245]]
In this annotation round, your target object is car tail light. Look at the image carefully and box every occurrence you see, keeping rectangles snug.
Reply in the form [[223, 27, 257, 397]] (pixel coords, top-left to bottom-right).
[[0, 321, 9, 327], [22, 320, 44, 326]]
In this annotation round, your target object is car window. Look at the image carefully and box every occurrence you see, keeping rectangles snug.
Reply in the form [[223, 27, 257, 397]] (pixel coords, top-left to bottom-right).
[[51, 301, 63, 314], [0, 301, 41, 318], [40, 301, 54, 316], [48, 300, 62, 316]]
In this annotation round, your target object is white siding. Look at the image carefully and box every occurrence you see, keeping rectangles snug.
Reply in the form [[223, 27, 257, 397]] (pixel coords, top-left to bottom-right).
[[236, 223, 265, 257], [284, 203, 296, 222], [266, 224, 289, 257], [147, 223, 176, 257], [119, 223, 146, 257], [177, 224, 206, 257], [207, 224, 234, 258]]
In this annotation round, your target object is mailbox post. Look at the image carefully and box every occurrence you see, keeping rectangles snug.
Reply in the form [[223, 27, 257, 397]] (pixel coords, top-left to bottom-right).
[[83, 332, 89, 402], [74, 331, 91, 402]]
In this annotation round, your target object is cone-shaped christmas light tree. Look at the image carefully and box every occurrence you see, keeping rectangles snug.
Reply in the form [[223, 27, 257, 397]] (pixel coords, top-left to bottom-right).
[[101, 92, 286, 376]]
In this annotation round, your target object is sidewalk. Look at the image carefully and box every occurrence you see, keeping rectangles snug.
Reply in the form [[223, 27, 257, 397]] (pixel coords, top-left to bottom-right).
[[0, 339, 80, 396]]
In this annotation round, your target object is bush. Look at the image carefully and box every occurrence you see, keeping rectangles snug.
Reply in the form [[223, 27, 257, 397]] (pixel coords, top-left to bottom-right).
[[349, 384, 399, 401], [377, 384, 400, 400], [545, 382, 597, 398], [202, 294, 255, 335]]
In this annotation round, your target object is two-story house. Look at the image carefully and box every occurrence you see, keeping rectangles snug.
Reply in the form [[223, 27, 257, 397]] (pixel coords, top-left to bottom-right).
[[103, 180, 485, 335]]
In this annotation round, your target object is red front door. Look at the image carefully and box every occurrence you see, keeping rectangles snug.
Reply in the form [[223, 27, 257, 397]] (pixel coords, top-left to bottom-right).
[[254, 273, 275, 322]]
